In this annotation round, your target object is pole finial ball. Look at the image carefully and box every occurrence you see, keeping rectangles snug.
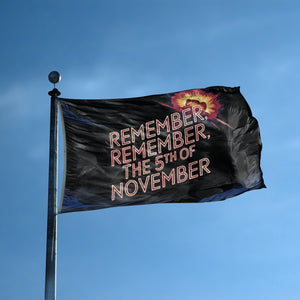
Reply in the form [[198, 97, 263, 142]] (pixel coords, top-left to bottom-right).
[[48, 71, 61, 84]]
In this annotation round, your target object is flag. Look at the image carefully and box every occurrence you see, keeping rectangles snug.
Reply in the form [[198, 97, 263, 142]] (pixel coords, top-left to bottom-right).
[[58, 86, 265, 213]]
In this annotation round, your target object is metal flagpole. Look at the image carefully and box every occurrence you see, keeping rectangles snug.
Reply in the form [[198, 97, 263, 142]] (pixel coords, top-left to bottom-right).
[[45, 71, 61, 300]]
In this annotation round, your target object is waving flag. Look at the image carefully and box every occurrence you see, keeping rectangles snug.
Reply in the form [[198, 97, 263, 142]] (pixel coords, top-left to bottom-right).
[[58, 86, 265, 213]]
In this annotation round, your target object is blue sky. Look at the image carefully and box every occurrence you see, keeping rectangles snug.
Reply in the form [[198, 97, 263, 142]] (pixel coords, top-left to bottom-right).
[[1, 0, 300, 299]]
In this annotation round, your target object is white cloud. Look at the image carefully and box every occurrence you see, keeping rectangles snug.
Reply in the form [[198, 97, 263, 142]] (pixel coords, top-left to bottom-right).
[[1, 67, 166, 162], [0, 80, 50, 126]]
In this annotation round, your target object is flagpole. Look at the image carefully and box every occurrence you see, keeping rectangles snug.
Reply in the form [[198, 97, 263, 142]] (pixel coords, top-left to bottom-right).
[[45, 71, 61, 300]]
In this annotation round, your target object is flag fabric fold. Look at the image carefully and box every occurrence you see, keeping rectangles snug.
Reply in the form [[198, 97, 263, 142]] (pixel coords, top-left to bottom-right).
[[58, 86, 265, 213]]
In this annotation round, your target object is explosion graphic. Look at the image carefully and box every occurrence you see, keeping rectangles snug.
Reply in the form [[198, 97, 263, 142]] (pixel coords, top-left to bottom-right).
[[171, 89, 220, 119], [158, 89, 232, 129]]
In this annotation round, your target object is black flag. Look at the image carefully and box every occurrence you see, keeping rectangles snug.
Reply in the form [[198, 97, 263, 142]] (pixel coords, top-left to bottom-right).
[[58, 86, 265, 213]]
